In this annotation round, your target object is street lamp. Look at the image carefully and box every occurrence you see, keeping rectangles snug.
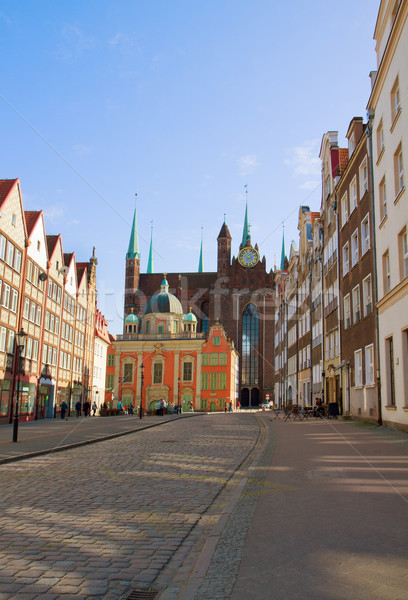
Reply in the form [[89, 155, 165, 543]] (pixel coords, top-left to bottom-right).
[[13, 329, 27, 443], [139, 363, 145, 419], [178, 377, 181, 414]]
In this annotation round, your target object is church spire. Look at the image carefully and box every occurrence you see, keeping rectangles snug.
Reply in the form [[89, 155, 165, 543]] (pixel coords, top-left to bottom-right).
[[242, 185, 250, 247], [280, 225, 286, 270], [147, 222, 154, 274], [198, 227, 204, 273], [126, 195, 140, 259]]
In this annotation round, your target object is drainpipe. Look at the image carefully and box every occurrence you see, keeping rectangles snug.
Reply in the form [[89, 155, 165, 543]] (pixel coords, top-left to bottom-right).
[[367, 109, 382, 425]]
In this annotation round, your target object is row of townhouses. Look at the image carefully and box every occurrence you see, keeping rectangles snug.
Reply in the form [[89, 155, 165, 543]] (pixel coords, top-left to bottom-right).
[[0, 178, 111, 423], [274, 0, 408, 431]]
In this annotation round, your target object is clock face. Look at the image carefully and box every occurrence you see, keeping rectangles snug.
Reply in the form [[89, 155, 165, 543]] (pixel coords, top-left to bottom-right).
[[238, 247, 259, 268]]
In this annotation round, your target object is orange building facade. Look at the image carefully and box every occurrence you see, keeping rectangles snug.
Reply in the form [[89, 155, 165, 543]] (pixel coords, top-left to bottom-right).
[[112, 277, 238, 412]]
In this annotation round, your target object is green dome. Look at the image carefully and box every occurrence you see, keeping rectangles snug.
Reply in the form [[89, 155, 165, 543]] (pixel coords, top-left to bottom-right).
[[125, 311, 139, 323], [183, 309, 197, 323]]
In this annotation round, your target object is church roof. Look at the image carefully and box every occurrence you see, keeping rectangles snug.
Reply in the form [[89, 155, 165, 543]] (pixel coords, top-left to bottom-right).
[[183, 308, 197, 323], [127, 207, 140, 260], [217, 222, 231, 239], [125, 310, 139, 323]]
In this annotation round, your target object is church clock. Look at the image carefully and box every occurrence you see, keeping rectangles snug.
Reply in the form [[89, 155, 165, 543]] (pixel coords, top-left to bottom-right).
[[238, 246, 260, 268]]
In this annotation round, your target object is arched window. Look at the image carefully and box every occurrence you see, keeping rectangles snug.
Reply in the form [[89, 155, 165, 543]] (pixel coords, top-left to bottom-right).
[[242, 303, 259, 386]]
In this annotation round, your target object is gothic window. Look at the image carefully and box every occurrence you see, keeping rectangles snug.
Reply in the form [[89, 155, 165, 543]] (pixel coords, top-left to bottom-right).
[[241, 303, 259, 386]]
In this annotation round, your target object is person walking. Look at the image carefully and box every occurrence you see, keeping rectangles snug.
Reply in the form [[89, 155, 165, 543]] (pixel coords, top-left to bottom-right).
[[83, 400, 90, 417], [60, 400, 68, 420], [92, 401, 97, 416], [75, 400, 81, 417], [160, 399, 165, 416]]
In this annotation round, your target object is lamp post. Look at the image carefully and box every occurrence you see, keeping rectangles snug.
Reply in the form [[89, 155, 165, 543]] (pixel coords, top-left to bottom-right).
[[139, 363, 145, 419], [13, 329, 27, 443], [178, 377, 181, 414]]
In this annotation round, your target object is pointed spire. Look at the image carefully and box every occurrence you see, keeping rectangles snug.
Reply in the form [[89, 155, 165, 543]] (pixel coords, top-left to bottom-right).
[[126, 194, 140, 260], [147, 222, 154, 273], [198, 227, 204, 273], [280, 225, 286, 270], [242, 185, 250, 247]]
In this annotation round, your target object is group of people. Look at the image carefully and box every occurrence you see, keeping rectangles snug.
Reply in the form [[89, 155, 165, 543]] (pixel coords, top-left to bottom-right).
[[59, 400, 99, 419]]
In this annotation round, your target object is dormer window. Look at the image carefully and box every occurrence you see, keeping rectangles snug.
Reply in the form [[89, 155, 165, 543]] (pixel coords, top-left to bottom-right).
[[349, 133, 355, 155]]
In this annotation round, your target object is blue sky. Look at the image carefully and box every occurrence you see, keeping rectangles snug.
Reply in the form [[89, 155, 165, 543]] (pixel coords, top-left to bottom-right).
[[1, 0, 378, 333]]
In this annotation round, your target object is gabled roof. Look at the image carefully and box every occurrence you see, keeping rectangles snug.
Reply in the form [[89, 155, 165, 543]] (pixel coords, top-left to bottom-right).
[[76, 263, 88, 288], [0, 179, 18, 209], [46, 234, 62, 261], [24, 211, 42, 237]]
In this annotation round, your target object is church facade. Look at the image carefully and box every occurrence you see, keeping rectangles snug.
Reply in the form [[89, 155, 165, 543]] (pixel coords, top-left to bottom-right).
[[123, 205, 276, 408]]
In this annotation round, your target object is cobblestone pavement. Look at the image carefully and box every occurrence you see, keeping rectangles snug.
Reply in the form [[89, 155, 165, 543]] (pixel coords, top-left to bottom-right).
[[0, 413, 265, 600]]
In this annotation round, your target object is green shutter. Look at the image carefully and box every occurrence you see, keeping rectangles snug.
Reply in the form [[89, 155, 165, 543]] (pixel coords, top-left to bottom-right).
[[219, 352, 227, 365], [201, 373, 209, 390], [210, 373, 217, 390], [219, 372, 227, 390], [210, 353, 218, 366]]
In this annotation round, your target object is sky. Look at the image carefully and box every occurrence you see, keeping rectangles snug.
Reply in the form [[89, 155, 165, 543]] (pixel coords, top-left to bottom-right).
[[0, 0, 378, 334]]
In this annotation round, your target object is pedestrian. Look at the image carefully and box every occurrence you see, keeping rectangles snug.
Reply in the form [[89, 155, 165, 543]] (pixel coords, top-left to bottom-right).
[[128, 404, 133, 415], [60, 400, 68, 420], [75, 400, 81, 417], [189, 400, 193, 412], [237, 401, 240, 411], [229, 402, 233, 412], [92, 401, 97, 416], [117, 400, 122, 413], [83, 400, 90, 417], [160, 399, 165, 416]]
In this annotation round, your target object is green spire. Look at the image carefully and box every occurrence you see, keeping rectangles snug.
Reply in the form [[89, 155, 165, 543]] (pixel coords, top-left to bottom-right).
[[280, 226, 285, 270], [242, 185, 250, 247], [147, 223, 154, 274], [198, 227, 204, 273], [126, 197, 140, 260]]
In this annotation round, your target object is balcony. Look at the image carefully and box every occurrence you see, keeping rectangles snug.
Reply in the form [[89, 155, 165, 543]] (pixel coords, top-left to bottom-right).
[[116, 332, 206, 342]]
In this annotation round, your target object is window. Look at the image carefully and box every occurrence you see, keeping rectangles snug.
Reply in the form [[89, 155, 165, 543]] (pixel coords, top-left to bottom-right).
[[361, 214, 370, 255], [394, 144, 404, 196], [201, 353, 209, 366], [36, 306, 42, 326], [352, 285, 360, 324], [219, 352, 227, 365], [349, 176, 358, 212], [377, 120, 384, 159], [0, 326, 6, 352], [2, 284, 10, 308], [379, 177, 387, 221], [7, 330, 15, 354], [359, 159, 368, 198], [107, 354, 115, 367], [213, 336, 221, 346], [342, 243, 349, 277], [210, 353, 218, 366], [362, 275, 372, 317], [0, 234, 6, 261], [123, 363, 133, 383], [365, 345, 374, 385], [10, 289, 18, 313], [106, 374, 114, 389], [344, 294, 351, 329], [23, 297, 30, 319], [210, 372, 217, 390], [351, 229, 359, 267], [201, 373, 209, 390], [157, 324, 164, 334], [354, 349, 362, 387], [385, 337, 396, 406], [341, 193, 348, 227], [145, 320, 150, 334], [399, 227, 408, 279], [391, 77, 401, 124], [153, 363, 163, 384], [183, 362, 192, 381], [13, 249, 22, 273], [173, 321, 178, 333], [6, 242, 14, 267], [219, 372, 227, 390], [11, 213, 16, 227], [383, 250, 391, 294], [349, 132, 355, 155]]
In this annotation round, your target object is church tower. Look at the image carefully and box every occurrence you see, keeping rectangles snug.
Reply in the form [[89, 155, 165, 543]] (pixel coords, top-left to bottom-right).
[[217, 218, 231, 278], [124, 206, 140, 318]]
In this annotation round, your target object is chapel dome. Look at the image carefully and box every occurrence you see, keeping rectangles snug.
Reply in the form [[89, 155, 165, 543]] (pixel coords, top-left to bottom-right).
[[144, 276, 183, 316], [183, 308, 197, 323], [125, 310, 139, 323]]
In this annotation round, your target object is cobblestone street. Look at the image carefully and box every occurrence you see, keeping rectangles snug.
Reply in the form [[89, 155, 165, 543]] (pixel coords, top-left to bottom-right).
[[0, 413, 264, 600]]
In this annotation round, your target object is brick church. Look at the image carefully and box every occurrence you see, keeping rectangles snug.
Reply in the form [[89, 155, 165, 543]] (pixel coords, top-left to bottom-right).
[[123, 203, 276, 408]]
